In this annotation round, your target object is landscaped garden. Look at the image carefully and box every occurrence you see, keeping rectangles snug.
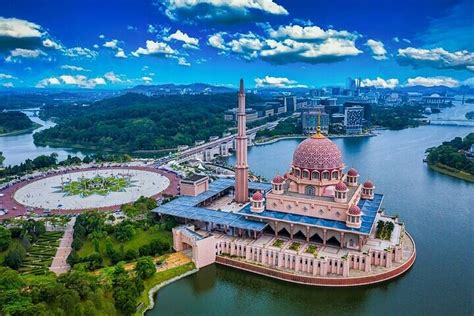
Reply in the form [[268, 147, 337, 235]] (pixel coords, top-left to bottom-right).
[[305, 244, 318, 256], [62, 174, 131, 197], [376, 220, 395, 240], [272, 239, 285, 248], [18, 231, 62, 275], [289, 241, 301, 251]]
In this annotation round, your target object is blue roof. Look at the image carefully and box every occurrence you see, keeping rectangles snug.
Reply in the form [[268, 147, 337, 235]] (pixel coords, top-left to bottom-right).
[[152, 178, 271, 231], [238, 193, 383, 235]]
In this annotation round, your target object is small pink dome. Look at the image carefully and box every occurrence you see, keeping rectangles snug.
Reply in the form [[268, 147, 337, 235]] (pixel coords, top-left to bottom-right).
[[335, 181, 347, 191], [347, 168, 358, 176], [283, 173, 288, 178], [272, 175, 284, 183], [348, 205, 361, 215], [363, 180, 374, 188], [252, 191, 264, 201], [292, 137, 343, 170]]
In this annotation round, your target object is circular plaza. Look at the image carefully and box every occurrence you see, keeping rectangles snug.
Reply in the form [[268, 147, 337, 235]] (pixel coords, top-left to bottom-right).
[[2, 166, 178, 217]]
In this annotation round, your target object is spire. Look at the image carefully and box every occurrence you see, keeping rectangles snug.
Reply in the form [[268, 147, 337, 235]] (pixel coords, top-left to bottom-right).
[[311, 110, 325, 139], [239, 78, 244, 94]]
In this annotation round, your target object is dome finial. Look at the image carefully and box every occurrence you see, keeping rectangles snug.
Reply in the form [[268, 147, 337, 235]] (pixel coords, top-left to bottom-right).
[[311, 111, 325, 139]]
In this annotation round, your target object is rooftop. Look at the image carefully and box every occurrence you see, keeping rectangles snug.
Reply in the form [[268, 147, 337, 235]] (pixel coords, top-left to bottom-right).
[[152, 178, 272, 231], [181, 174, 208, 183], [239, 193, 383, 235]]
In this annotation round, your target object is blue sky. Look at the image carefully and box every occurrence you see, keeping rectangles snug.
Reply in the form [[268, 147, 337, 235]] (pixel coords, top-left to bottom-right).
[[0, 0, 472, 89]]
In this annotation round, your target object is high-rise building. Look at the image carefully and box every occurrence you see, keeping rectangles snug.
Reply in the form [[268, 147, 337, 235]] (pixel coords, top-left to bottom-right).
[[344, 106, 364, 134], [302, 110, 329, 135], [234, 79, 249, 203]]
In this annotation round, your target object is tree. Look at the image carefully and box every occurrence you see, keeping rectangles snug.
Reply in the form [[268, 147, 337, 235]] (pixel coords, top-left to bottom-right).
[[4, 245, 26, 270], [0, 226, 11, 251], [115, 223, 135, 243], [135, 256, 156, 279]]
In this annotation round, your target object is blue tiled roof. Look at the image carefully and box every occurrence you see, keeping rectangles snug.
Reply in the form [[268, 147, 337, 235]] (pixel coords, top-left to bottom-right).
[[238, 193, 383, 235], [152, 178, 271, 231]]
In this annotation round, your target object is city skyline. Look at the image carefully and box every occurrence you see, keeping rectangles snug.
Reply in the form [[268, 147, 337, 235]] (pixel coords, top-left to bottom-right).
[[0, 0, 473, 90]]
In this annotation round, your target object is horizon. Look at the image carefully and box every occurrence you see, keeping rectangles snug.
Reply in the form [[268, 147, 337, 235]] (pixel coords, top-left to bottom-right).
[[0, 0, 473, 90]]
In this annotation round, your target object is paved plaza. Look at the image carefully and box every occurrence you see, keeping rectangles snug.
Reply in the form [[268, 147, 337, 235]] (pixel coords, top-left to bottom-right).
[[13, 168, 170, 210]]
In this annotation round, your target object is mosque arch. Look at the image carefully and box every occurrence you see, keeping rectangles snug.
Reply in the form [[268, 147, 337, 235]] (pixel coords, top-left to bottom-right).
[[305, 185, 316, 196], [311, 170, 320, 180], [322, 171, 330, 180]]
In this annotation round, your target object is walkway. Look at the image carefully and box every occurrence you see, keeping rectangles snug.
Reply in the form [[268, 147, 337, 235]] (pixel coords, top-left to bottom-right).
[[49, 217, 76, 275]]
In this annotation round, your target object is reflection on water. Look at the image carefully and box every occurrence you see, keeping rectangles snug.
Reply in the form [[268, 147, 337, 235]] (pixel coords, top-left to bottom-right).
[[152, 125, 473, 315]]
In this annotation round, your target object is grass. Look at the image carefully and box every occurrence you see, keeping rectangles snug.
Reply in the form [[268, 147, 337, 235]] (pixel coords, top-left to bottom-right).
[[305, 244, 318, 257], [77, 227, 172, 266], [272, 239, 285, 248], [429, 163, 474, 183], [289, 242, 301, 251], [20, 231, 63, 275], [134, 262, 196, 316]]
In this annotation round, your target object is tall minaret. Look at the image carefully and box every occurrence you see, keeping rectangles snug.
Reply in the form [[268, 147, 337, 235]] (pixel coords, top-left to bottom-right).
[[235, 78, 249, 203]]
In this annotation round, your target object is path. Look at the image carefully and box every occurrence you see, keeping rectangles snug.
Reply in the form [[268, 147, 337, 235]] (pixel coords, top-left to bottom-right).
[[49, 217, 76, 275]]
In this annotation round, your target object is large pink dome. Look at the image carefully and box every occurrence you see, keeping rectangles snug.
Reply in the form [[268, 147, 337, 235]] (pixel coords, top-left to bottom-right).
[[292, 137, 343, 170]]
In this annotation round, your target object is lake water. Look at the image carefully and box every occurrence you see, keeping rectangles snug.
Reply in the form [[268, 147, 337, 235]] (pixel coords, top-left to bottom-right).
[[151, 125, 473, 315], [0, 111, 86, 166]]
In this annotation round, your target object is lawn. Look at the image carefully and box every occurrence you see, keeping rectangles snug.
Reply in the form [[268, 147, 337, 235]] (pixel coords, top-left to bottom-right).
[[77, 227, 172, 266], [19, 231, 63, 275]]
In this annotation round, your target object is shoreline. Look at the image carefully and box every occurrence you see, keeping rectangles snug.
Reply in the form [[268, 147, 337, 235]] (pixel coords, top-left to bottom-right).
[[0, 122, 42, 137], [428, 163, 474, 182], [254, 133, 376, 146], [138, 267, 198, 315]]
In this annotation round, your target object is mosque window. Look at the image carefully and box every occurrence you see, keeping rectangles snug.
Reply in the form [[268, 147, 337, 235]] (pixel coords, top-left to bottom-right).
[[305, 185, 315, 196], [322, 171, 330, 180], [311, 171, 320, 180], [302, 170, 309, 178]]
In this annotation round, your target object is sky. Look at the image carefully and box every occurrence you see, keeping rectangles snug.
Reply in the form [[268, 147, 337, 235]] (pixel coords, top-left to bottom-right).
[[0, 0, 473, 90]]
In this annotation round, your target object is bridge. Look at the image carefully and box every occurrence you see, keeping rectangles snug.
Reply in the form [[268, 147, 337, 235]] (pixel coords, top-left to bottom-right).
[[429, 119, 474, 127], [154, 117, 287, 166]]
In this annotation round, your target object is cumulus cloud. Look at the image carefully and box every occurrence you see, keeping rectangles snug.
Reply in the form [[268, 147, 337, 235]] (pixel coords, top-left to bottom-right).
[[104, 71, 122, 83], [42, 38, 62, 50], [115, 50, 127, 58], [207, 23, 362, 64], [165, 30, 199, 49], [397, 47, 474, 71], [59, 75, 106, 88], [5, 48, 45, 62], [64, 47, 98, 58], [360, 77, 399, 89], [103, 39, 119, 49], [177, 57, 191, 66], [36, 77, 61, 88], [405, 76, 460, 88], [0, 17, 43, 52], [61, 65, 90, 71], [365, 39, 387, 60], [132, 40, 176, 56], [254, 76, 307, 88], [2, 82, 14, 88], [160, 0, 288, 24], [142, 76, 153, 83], [0, 73, 17, 80]]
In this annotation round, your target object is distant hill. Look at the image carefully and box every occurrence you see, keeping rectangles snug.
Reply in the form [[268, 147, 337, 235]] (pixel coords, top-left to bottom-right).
[[127, 83, 236, 95]]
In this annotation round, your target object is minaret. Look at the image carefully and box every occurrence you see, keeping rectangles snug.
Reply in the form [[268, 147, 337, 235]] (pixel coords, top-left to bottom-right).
[[235, 78, 249, 203]]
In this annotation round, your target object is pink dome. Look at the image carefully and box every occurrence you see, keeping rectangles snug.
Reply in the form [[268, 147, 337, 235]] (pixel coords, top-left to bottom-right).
[[252, 191, 264, 201], [283, 173, 288, 178], [363, 180, 374, 188], [348, 205, 361, 215], [292, 137, 343, 171], [272, 175, 284, 183], [335, 181, 347, 191], [347, 168, 358, 176]]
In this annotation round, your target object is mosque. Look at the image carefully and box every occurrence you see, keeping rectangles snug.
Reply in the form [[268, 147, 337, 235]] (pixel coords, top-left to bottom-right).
[[153, 79, 416, 286]]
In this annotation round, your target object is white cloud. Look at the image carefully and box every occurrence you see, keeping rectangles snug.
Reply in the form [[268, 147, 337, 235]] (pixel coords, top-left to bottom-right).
[[104, 71, 122, 83], [360, 77, 399, 89], [366, 39, 387, 60], [103, 39, 119, 49], [207, 23, 362, 64], [99, 34, 105, 39], [36, 77, 61, 88], [2, 82, 14, 88], [115, 50, 127, 58], [61, 65, 90, 72], [397, 47, 474, 71], [64, 47, 98, 58], [132, 40, 176, 56], [6, 48, 45, 62], [177, 57, 191, 66], [0, 73, 16, 80], [59, 75, 106, 88], [405, 76, 460, 88], [393, 37, 400, 43], [0, 17, 42, 38], [162, 0, 289, 23], [147, 24, 157, 34], [254, 76, 307, 88], [142, 76, 153, 83], [42, 38, 62, 50], [402, 38, 411, 44], [165, 30, 199, 49], [93, 44, 99, 49], [127, 25, 137, 31], [462, 77, 474, 86]]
